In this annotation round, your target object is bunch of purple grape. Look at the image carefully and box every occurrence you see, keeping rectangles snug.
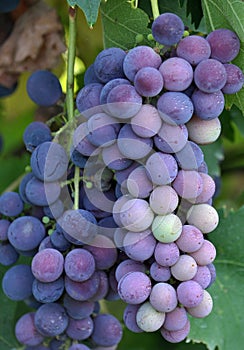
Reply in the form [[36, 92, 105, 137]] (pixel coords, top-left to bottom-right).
[[0, 12, 243, 350]]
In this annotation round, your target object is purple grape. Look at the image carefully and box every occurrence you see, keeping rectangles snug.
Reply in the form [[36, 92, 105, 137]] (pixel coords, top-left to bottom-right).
[[34, 303, 69, 337], [131, 104, 162, 138], [32, 276, 64, 303], [68, 344, 91, 350], [154, 242, 180, 267], [2, 264, 34, 301], [31, 248, 64, 282], [18, 172, 34, 204], [123, 304, 143, 333], [0, 241, 19, 266], [123, 45, 161, 81], [149, 282, 178, 312], [154, 123, 188, 154], [206, 28, 240, 63], [91, 314, 123, 347], [7, 216, 45, 251], [222, 63, 244, 94], [38, 236, 54, 251], [64, 248, 95, 282], [152, 13, 184, 46], [0, 191, 23, 217], [157, 92, 194, 125], [171, 254, 198, 281], [161, 319, 190, 343], [49, 228, 71, 252], [102, 142, 133, 171], [43, 199, 64, 220], [194, 59, 227, 93], [126, 165, 153, 198], [207, 263, 216, 287], [27, 70, 62, 106], [176, 224, 204, 253], [149, 185, 179, 215], [146, 152, 178, 185], [159, 57, 193, 91], [25, 177, 61, 206], [118, 271, 151, 304], [192, 265, 212, 289], [100, 78, 131, 105], [190, 239, 217, 265], [23, 121, 52, 152], [64, 273, 100, 301], [84, 63, 101, 85], [123, 230, 156, 262], [189, 172, 216, 204], [174, 141, 204, 170], [76, 83, 103, 114], [191, 88, 225, 120], [115, 259, 146, 282], [176, 35, 211, 65], [163, 306, 188, 331], [15, 312, 44, 346], [94, 47, 126, 83], [89, 270, 109, 301], [187, 290, 213, 318], [70, 148, 88, 168], [134, 66, 164, 97], [172, 169, 203, 200], [0, 218, 10, 241], [149, 261, 171, 282], [177, 280, 204, 308], [66, 317, 94, 340], [63, 293, 95, 319], [73, 122, 100, 156]]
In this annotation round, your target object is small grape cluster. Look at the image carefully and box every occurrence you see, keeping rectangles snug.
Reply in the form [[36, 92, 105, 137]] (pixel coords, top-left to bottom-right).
[[0, 11, 243, 350]]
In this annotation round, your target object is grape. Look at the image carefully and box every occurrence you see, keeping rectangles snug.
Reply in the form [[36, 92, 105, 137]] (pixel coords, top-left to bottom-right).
[[222, 63, 244, 94], [189, 172, 216, 204], [186, 203, 219, 233], [177, 280, 204, 308], [102, 142, 133, 171], [64, 273, 100, 301], [86, 113, 120, 147], [152, 214, 182, 243], [0, 218, 10, 241], [191, 89, 225, 120], [123, 230, 156, 261], [70, 148, 87, 168], [115, 259, 146, 282], [68, 345, 91, 350], [31, 248, 64, 282], [0, 82, 17, 97], [112, 194, 133, 227], [0, 242, 19, 266], [131, 104, 162, 138], [100, 78, 131, 105], [136, 301, 165, 332], [117, 124, 153, 160], [119, 198, 154, 232], [32, 277, 64, 303], [149, 185, 179, 215], [174, 141, 204, 170], [8, 216, 45, 251], [23, 121, 52, 152], [83, 235, 118, 270], [64, 248, 95, 282], [126, 165, 153, 198], [0, 191, 23, 217], [76, 83, 103, 114], [63, 293, 95, 319], [146, 152, 178, 185], [83, 187, 115, 219], [192, 265, 212, 289], [134, 66, 164, 97], [66, 317, 94, 340], [123, 304, 143, 333], [172, 170, 203, 200], [84, 63, 101, 85], [123, 45, 161, 81], [94, 47, 126, 83], [106, 84, 142, 119], [44, 200, 64, 221], [149, 282, 178, 312], [152, 13, 184, 46], [207, 263, 217, 287], [73, 122, 100, 156], [176, 225, 204, 253], [161, 319, 190, 343], [2, 264, 34, 301], [187, 290, 213, 318], [118, 271, 151, 304], [98, 216, 118, 238], [154, 242, 180, 267], [34, 303, 69, 337], [30, 141, 68, 182], [18, 172, 34, 204], [91, 315, 123, 347], [154, 123, 188, 153], [0, 0, 20, 12], [149, 261, 171, 282], [90, 270, 109, 301], [25, 177, 61, 206], [163, 306, 188, 331], [186, 115, 221, 144], [176, 35, 211, 65], [206, 28, 240, 63], [171, 254, 198, 281], [15, 312, 44, 346], [58, 209, 98, 244], [159, 57, 193, 91], [27, 70, 62, 106], [157, 92, 194, 125], [38, 236, 54, 251], [190, 239, 216, 265], [194, 59, 227, 93]]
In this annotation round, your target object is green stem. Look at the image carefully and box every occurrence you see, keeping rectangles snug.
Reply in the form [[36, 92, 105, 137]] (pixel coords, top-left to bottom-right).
[[66, 6, 77, 122], [74, 166, 80, 210], [150, 0, 160, 20]]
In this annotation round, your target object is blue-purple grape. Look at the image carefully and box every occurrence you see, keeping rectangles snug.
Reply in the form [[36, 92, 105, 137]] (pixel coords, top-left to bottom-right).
[[0, 191, 23, 217], [186, 290, 213, 318], [190, 239, 217, 265], [191, 89, 225, 120], [172, 169, 203, 200], [66, 316, 94, 341], [0, 241, 19, 266], [91, 314, 123, 347], [177, 280, 204, 308], [154, 123, 188, 153], [134, 66, 164, 97], [63, 293, 95, 319], [131, 104, 162, 138], [194, 59, 227, 93], [146, 152, 178, 185], [149, 261, 171, 282], [192, 265, 212, 289], [25, 176, 61, 206], [176, 35, 211, 65], [115, 258, 146, 282], [15, 312, 44, 346], [161, 319, 190, 343], [126, 165, 153, 198], [174, 141, 204, 170], [64, 273, 100, 301], [0, 218, 10, 241], [100, 78, 131, 105], [149, 282, 178, 312], [152, 13, 184, 46], [222, 63, 244, 94], [123, 304, 143, 333], [31, 248, 64, 282], [118, 271, 151, 304], [175, 224, 204, 253], [154, 242, 180, 267], [76, 83, 103, 114], [32, 276, 64, 303], [123, 230, 156, 262], [23, 121, 52, 152], [162, 306, 188, 331], [64, 248, 95, 282]]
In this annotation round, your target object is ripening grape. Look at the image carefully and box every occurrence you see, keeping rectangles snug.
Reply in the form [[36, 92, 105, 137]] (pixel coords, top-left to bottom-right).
[[176, 35, 211, 65], [194, 59, 227, 93], [152, 13, 184, 45]]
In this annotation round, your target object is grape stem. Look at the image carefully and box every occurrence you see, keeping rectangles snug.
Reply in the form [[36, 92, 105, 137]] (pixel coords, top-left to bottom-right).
[[66, 6, 77, 122], [150, 0, 160, 20], [74, 166, 80, 210]]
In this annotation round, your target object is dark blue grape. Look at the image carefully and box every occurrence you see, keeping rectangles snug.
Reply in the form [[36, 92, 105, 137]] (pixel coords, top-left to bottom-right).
[[66, 317, 94, 341], [63, 293, 95, 319], [84, 63, 102, 85], [49, 228, 71, 251], [152, 13, 184, 46], [23, 121, 52, 152], [25, 176, 61, 206], [64, 248, 96, 282], [191, 89, 225, 120], [100, 78, 131, 105], [18, 172, 34, 204], [0, 0, 20, 12], [0, 218, 10, 240], [76, 83, 103, 114], [70, 148, 88, 168], [0, 191, 24, 216], [32, 276, 64, 303], [64, 272, 100, 301], [43, 199, 64, 220], [91, 314, 123, 347], [0, 241, 19, 265]]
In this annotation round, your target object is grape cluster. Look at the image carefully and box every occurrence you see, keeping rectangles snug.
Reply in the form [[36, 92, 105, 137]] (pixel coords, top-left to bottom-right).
[[0, 11, 243, 350]]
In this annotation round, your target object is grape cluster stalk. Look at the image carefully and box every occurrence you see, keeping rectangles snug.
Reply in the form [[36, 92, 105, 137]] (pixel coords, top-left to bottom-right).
[[0, 7, 243, 350]]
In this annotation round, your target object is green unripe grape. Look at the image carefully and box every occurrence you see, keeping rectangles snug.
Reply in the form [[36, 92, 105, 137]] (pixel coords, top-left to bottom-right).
[[135, 34, 144, 43], [136, 301, 165, 332], [147, 33, 154, 41], [152, 214, 182, 243]]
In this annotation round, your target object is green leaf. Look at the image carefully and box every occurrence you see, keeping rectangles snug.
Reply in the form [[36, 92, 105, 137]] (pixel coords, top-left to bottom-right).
[[100, 0, 152, 50], [67, 0, 101, 27], [202, 0, 244, 115], [188, 207, 244, 350], [201, 140, 224, 177]]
